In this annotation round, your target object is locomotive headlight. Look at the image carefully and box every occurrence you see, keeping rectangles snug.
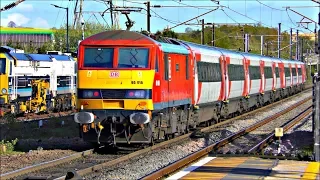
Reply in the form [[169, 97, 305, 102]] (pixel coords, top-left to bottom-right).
[[1, 88, 7, 94], [129, 112, 150, 125], [125, 90, 148, 99], [87, 91, 93, 97], [80, 90, 101, 99], [83, 91, 93, 98], [74, 112, 95, 124]]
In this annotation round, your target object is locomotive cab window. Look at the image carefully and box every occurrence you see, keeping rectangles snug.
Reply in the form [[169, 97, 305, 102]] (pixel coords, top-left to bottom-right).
[[118, 48, 149, 68], [0, 58, 6, 74], [84, 48, 114, 68]]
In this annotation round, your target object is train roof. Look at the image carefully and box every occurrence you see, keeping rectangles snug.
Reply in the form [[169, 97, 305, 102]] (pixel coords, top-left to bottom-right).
[[175, 38, 304, 64], [80, 30, 306, 64], [10, 53, 74, 62], [158, 42, 189, 54], [81, 30, 190, 55], [81, 30, 158, 45]]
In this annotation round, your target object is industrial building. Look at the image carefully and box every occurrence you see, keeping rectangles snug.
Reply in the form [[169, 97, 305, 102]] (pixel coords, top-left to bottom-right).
[[0, 27, 54, 48]]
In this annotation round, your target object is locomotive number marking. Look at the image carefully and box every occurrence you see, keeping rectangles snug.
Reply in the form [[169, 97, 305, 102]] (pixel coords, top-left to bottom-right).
[[87, 71, 92, 77], [131, 81, 143, 84], [110, 71, 120, 78]]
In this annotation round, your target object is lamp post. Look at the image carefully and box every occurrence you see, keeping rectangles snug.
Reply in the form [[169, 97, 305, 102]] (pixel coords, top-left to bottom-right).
[[51, 4, 69, 52]]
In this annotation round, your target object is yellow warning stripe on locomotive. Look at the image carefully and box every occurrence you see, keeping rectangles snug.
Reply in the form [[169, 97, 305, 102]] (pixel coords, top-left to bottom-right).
[[78, 70, 155, 89]]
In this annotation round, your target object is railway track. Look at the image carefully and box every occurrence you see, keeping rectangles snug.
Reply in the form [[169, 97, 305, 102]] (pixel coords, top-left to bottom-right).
[[0, 111, 75, 124], [0, 88, 312, 180], [142, 97, 313, 180]]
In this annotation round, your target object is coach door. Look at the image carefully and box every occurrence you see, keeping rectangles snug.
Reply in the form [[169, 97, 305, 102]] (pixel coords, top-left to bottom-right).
[[164, 53, 171, 107]]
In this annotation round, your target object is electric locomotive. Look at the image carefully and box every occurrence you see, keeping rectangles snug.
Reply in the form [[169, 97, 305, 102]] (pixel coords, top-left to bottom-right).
[[74, 30, 306, 147]]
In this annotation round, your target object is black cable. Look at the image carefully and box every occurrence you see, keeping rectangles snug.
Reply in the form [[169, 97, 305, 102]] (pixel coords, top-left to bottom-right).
[[256, 0, 285, 11]]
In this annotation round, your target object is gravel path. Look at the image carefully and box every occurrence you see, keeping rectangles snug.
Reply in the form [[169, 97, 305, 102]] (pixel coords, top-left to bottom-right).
[[84, 91, 312, 180], [0, 149, 76, 174]]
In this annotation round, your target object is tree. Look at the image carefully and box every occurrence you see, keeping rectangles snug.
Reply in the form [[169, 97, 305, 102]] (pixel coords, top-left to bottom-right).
[[6, 38, 14, 47], [25, 41, 36, 53], [162, 29, 178, 38], [7, 21, 16, 28], [37, 41, 54, 54], [53, 21, 111, 52], [14, 42, 23, 50], [185, 27, 193, 33]]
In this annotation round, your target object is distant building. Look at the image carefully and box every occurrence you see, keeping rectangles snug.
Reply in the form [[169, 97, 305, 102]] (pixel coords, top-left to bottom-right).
[[0, 27, 54, 48]]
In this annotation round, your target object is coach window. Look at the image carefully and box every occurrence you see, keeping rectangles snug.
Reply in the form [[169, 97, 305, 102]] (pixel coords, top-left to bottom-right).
[[264, 66, 273, 79], [298, 68, 302, 76], [249, 66, 260, 80], [228, 64, 244, 81], [285, 67, 290, 77], [197, 61, 221, 82], [118, 48, 149, 68], [84, 48, 113, 68], [292, 68, 297, 76]]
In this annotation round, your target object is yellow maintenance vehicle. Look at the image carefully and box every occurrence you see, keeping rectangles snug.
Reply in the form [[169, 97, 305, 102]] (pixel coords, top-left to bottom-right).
[[19, 79, 50, 114]]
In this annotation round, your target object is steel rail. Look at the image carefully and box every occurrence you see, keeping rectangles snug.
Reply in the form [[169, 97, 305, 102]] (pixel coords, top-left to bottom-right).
[[141, 97, 312, 180], [2, 88, 311, 179], [247, 106, 313, 154], [0, 149, 94, 180], [53, 92, 313, 179]]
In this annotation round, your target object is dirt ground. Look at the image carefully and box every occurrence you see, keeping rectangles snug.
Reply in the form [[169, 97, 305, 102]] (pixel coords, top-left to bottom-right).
[[0, 149, 76, 174]]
